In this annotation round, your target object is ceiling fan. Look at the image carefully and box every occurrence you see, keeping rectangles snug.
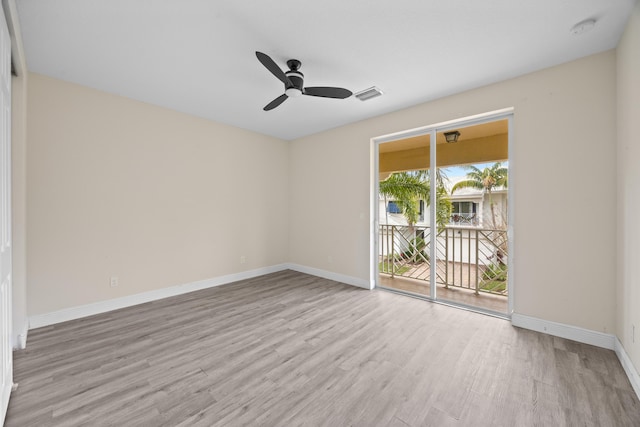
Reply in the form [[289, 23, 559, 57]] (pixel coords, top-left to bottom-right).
[[256, 51, 353, 111]]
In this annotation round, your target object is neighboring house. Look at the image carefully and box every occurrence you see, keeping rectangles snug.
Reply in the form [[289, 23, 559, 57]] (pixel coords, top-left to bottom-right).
[[449, 186, 507, 229], [379, 198, 425, 226], [378, 184, 507, 229], [379, 180, 507, 265]]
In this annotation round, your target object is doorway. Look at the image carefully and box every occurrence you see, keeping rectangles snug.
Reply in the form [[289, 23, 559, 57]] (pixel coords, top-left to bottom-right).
[[374, 110, 513, 316], [0, 4, 13, 423]]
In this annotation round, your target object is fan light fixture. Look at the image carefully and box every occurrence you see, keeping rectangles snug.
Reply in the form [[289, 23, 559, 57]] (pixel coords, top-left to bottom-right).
[[285, 87, 303, 97], [444, 131, 461, 143]]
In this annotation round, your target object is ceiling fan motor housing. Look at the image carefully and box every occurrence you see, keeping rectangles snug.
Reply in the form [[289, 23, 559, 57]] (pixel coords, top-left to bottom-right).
[[285, 62, 304, 97]]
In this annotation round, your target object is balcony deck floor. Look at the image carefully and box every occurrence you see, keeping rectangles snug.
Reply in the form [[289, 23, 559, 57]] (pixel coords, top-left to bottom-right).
[[378, 274, 508, 314]]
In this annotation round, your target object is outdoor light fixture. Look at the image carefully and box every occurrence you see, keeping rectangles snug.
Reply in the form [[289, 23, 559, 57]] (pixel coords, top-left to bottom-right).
[[444, 130, 461, 143]]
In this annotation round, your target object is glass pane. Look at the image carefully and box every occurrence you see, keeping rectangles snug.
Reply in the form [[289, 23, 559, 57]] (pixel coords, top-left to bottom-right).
[[378, 134, 432, 298], [435, 120, 509, 314]]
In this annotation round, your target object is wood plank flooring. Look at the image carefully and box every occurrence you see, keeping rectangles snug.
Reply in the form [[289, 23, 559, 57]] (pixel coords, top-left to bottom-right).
[[5, 270, 640, 426]]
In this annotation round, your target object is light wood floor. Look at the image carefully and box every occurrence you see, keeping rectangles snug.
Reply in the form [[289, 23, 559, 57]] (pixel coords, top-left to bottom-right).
[[6, 270, 640, 426]]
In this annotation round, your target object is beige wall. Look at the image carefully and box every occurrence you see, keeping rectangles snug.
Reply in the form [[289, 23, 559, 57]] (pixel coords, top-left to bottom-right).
[[290, 50, 617, 333], [617, 2, 640, 378], [26, 73, 289, 315]]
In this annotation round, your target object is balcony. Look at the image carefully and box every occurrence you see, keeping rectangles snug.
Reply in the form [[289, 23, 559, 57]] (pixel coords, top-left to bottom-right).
[[379, 224, 508, 313], [449, 213, 478, 226]]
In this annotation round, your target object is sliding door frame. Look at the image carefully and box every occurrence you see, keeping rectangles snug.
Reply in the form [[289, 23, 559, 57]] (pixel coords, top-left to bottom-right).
[[372, 108, 514, 317]]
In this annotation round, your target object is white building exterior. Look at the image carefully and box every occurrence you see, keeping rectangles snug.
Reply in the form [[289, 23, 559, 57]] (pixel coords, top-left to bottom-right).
[[379, 186, 507, 229], [378, 183, 508, 266]]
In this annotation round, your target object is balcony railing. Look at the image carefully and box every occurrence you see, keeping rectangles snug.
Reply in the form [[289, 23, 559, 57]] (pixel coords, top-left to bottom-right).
[[379, 224, 508, 296], [450, 213, 478, 226]]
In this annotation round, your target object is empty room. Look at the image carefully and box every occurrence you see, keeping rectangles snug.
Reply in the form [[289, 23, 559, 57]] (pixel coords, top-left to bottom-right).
[[1, 0, 640, 425]]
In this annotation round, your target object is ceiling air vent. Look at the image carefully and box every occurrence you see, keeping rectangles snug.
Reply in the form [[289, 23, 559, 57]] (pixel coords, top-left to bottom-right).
[[354, 86, 383, 101]]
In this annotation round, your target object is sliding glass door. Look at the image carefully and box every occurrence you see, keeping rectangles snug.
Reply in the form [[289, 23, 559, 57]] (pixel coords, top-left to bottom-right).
[[375, 110, 513, 316]]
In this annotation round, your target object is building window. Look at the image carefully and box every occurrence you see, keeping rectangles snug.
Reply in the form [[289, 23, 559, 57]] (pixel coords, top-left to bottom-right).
[[451, 201, 478, 225], [387, 201, 402, 214]]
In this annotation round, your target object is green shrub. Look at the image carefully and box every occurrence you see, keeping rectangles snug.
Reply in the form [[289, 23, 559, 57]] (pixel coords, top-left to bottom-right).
[[402, 237, 429, 263], [482, 262, 507, 281], [480, 262, 507, 293], [379, 262, 411, 275]]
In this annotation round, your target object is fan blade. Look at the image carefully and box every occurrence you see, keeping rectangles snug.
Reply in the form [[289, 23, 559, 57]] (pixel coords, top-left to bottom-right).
[[304, 87, 352, 99], [264, 94, 288, 111], [256, 51, 292, 87]]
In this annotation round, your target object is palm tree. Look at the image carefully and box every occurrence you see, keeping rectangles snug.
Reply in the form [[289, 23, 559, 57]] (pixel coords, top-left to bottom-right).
[[415, 168, 449, 191], [379, 172, 429, 227], [451, 162, 508, 229], [379, 171, 452, 229]]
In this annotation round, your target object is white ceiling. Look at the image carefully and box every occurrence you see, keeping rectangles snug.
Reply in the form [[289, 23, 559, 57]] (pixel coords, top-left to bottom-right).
[[15, 0, 636, 140]]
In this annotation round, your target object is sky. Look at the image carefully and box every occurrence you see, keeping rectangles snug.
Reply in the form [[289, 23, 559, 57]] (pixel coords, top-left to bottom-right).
[[441, 161, 509, 180]]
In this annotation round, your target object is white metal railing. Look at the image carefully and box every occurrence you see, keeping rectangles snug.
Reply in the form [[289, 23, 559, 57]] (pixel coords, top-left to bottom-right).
[[449, 213, 478, 226], [379, 224, 507, 296]]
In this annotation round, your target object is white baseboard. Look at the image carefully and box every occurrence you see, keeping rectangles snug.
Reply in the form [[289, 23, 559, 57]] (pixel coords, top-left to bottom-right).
[[285, 263, 372, 290], [511, 313, 616, 350], [28, 264, 289, 329], [12, 322, 28, 350], [28, 264, 371, 330], [615, 338, 640, 400], [511, 313, 640, 400]]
